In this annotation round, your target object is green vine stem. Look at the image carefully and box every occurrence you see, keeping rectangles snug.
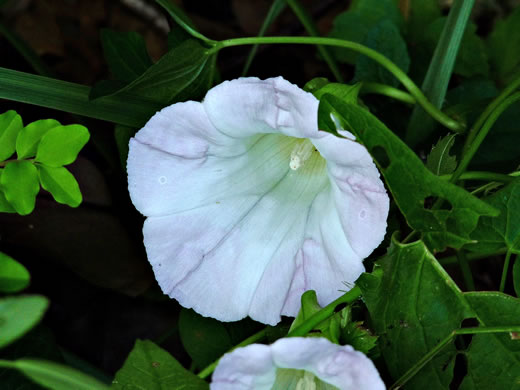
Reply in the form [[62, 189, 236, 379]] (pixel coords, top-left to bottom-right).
[[209, 36, 464, 133], [389, 325, 520, 390], [287, 285, 362, 337], [285, 0, 344, 82], [462, 72, 520, 155], [440, 171, 516, 183], [360, 82, 416, 105], [197, 286, 362, 379], [450, 92, 520, 184], [439, 248, 507, 266], [500, 248, 514, 293], [242, 0, 286, 76]]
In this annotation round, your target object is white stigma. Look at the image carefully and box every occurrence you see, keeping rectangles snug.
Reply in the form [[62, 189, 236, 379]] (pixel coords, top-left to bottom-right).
[[289, 140, 315, 171], [295, 371, 317, 390]]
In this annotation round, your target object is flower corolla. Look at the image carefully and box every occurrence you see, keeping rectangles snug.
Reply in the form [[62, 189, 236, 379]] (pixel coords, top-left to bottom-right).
[[210, 337, 386, 390], [127, 76, 389, 325]]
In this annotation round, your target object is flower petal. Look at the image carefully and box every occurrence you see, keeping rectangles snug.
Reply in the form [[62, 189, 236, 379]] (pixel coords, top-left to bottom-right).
[[210, 344, 275, 390], [203, 77, 322, 139], [312, 133, 389, 258], [143, 149, 329, 325], [271, 337, 386, 390], [281, 186, 366, 316]]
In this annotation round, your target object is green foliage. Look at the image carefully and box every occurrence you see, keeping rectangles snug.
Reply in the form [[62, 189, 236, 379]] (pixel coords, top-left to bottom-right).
[[487, 7, 520, 85], [0, 111, 89, 215], [111, 339, 208, 390], [0, 110, 22, 161], [289, 290, 341, 343], [1, 161, 40, 215], [459, 293, 520, 389], [16, 119, 60, 159], [100, 29, 153, 84], [354, 20, 410, 87], [328, 0, 402, 64], [514, 257, 520, 298], [466, 179, 520, 255], [37, 166, 82, 207], [318, 95, 498, 251], [426, 134, 457, 175], [0, 252, 30, 293], [0, 295, 49, 349], [310, 80, 361, 103], [91, 39, 214, 104], [406, 0, 441, 40], [0, 359, 110, 390], [358, 236, 520, 389], [178, 308, 233, 369], [289, 290, 377, 356], [414, 18, 489, 79], [35, 125, 89, 167]]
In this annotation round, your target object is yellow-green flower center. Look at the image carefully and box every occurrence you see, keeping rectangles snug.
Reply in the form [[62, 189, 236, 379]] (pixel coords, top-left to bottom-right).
[[273, 368, 339, 390]]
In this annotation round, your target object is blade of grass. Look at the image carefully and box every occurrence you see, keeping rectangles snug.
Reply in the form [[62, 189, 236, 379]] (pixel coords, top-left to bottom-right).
[[405, 0, 475, 147], [286, 0, 343, 82], [242, 0, 287, 76], [0, 67, 161, 127]]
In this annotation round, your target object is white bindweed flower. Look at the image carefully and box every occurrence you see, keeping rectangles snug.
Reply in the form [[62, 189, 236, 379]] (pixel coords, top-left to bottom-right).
[[127, 77, 389, 325], [210, 337, 386, 390]]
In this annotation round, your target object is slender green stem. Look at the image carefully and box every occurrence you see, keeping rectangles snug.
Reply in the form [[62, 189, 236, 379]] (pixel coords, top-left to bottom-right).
[[463, 72, 520, 154], [287, 286, 362, 337], [439, 248, 507, 266], [155, 0, 216, 45], [439, 171, 516, 183], [360, 82, 416, 104], [210, 36, 463, 133], [402, 230, 420, 244], [456, 250, 475, 291], [500, 249, 514, 292], [450, 92, 520, 184], [198, 328, 268, 379], [389, 325, 520, 390], [285, 0, 343, 82], [242, 0, 287, 76]]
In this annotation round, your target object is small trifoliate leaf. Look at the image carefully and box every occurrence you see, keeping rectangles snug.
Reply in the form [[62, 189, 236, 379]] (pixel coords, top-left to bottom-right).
[[0, 295, 49, 349], [426, 134, 457, 175], [0, 161, 39, 215], [38, 165, 82, 207], [0, 110, 23, 162], [16, 119, 60, 159], [35, 125, 89, 167], [0, 170, 15, 213], [0, 252, 30, 293]]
